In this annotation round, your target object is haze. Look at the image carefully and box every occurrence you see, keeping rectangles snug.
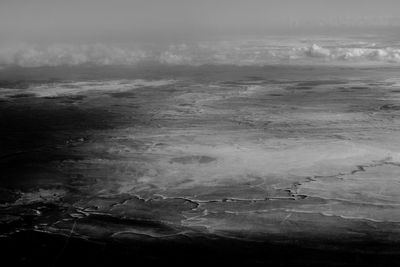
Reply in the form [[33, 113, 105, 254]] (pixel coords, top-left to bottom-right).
[[1, 0, 399, 44]]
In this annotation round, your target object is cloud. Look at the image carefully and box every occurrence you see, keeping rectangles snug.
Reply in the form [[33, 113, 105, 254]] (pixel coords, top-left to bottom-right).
[[293, 44, 400, 63], [0, 44, 148, 67], [0, 41, 400, 68]]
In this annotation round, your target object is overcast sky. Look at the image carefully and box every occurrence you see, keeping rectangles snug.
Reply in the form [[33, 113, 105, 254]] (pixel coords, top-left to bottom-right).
[[1, 0, 399, 43]]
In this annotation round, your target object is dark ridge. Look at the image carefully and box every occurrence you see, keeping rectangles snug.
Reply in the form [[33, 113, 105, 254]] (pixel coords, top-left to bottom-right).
[[8, 93, 37, 98], [107, 91, 137, 98], [269, 94, 283, 96], [43, 95, 87, 101], [1, 230, 400, 267], [350, 86, 369, 90], [380, 104, 400, 110], [297, 80, 348, 86], [169, 155, 217, 164]]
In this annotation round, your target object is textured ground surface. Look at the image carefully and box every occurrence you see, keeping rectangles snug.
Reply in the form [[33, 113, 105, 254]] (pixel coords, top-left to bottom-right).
[[1, 66, 400, 265]]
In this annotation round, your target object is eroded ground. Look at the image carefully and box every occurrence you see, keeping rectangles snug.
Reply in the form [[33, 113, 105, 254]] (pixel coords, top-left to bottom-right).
[[1, 66, 400, 265]]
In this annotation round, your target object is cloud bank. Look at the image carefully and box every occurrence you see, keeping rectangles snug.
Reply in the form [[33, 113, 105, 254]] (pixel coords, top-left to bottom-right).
[[1, 40, 400, 68]]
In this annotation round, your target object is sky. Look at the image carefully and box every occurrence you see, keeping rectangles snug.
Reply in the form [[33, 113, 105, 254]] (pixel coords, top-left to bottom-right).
[[1, 0, 400, 44]]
